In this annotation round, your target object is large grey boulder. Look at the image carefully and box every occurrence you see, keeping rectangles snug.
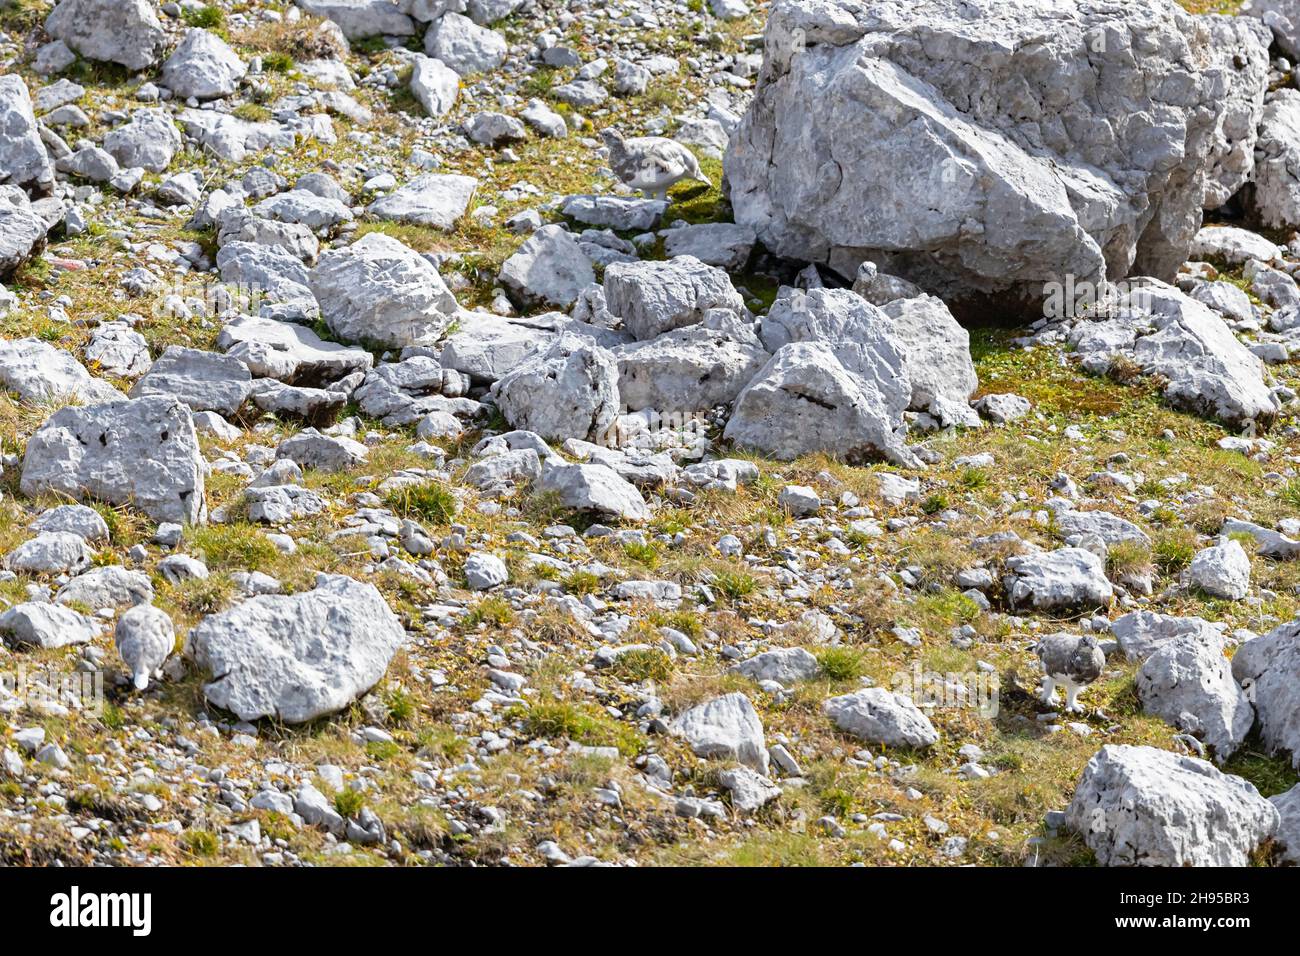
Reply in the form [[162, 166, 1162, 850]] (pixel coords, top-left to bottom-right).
[[0, 76, 54, 196], [297, 0, 416, 39], [1187, 538, 1251, 600], [1272, 783, 1300, 866], [731, 647, 820, 686], [160, 29, 248, 101], [1231, 618, 1300, 770], [562, 195, 668, 232], [491, 333, 620, 442], [1054, 509, 1150, 547], [409, 55, 460, 117], [5, 532, 93, 575], [725, 0, 1271, 304], [1005, 547, 1113, 613], [614, 317, 768, 412], [0, 602, 99, 650], [44, 0, 167, 72], [670, 692, 768, 773], [217, 241, 317, 316], [1188, 224, 1282, 266], [1111, 611, 1223, 662], [277, 428, 368, 472], [880, 295, 978, 426], [1127, 283, 1278, 429], [1245, 0, 1300, 59], [534, 460, 650, 522], [177, 108, 284, 164], [189, 574, 407, 724], [1136, 634, 1253, 761], [603, 256, 745, 341], [130, 346, 253, 417], [824, 688, 939, 748], [367, 173, 477, 229], [1248, 89, 1300, 231], [310, 232, 458, 348], [103, 109, 181, 174], [439, 311, 560, 381], [253, 190, 353, 231], [498, 224, 595, 309], [30, 504, 110, 543], [0, 196, 49, 280], [21, 398, 206, 524], [760, 287, 975, 425], [57, 565, 154, 610], [1065, 744, 1278, 866], [662, 223, 757, 272], [216, 208, 320, 263], [0, 337, 122, 405], [724, 341, 917, 466], [424, 12, 507, 75]]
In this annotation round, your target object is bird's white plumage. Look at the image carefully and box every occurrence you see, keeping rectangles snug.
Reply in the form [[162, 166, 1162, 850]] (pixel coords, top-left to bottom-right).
[[1035, 632, 1105, 713], [115, 604, 175, 691], [602, 129, 711, 200]]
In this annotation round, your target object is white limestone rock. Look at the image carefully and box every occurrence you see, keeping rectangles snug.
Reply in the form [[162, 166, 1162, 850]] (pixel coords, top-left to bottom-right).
[[0, 602, 99, 649], [534, 460, 650, 522], [20, 397, 206, 524], [189, 574, 407, 724], [725, 0, 1271, 303], [492, 334, 620, 442], [498, 224, 595, 309], [1136, 634, 1254, 760], [44, 0, 167, 72], [423, 12, 506, 75], [603, 255, 745, 341], [671, 692, 768, 773], [130, 346, 253, 417], [1065, 744, 1278, 866], [0, 76, 55, 196], [1231, 618, 1300, 770], [823, 688, 939, 749], [1187, 538, 1251, 600], [1005, 547, 1113, 613], [310, 232, 458, 348], [0, 337, 123, 405], [160, 29, 248, 101], [367, 173, 477, 230], [409, 55, 460, 117], [724, 341, 918, 466]]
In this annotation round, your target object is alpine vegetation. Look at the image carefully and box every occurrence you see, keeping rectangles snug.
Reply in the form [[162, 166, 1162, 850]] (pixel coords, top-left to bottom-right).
[[0, 0, 1298, 875]]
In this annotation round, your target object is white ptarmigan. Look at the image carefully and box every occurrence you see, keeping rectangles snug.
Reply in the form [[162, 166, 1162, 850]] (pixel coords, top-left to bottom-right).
[[1035, 633, 1106, 713], [601, 128, 711, 200], [114, 604, 175, 691]]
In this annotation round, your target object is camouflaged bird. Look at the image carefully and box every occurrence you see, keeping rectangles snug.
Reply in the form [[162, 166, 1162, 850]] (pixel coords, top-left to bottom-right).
[[601, 128, 711, 200], [1035, 632, 1106, 713]]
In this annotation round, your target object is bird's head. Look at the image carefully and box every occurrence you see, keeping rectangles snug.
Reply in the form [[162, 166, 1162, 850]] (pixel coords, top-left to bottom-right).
[[600, 128, 625, 149]]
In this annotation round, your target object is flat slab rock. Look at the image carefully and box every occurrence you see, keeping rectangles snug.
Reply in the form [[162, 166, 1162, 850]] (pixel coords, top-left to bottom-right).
[[823, 687, 939, 748], [189, 574, 407, 724], [20, 397, 206, 524], [1065, 744, 1278, 866], [367, 173, 478, 230]]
